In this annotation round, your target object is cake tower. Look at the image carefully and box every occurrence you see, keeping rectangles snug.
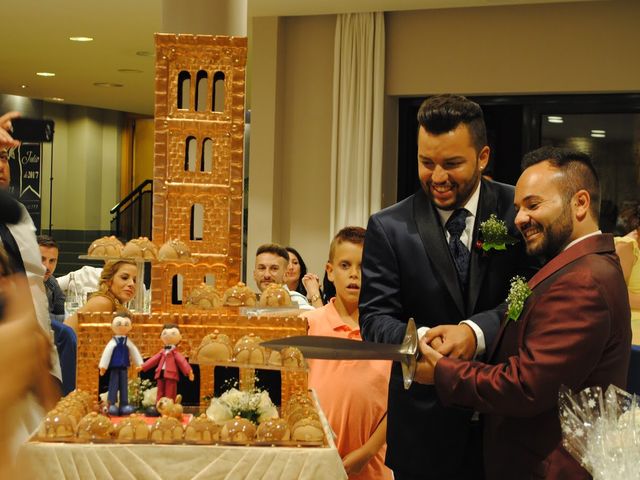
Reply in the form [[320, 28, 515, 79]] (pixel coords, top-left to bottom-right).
[[151, 34, 246, 311]]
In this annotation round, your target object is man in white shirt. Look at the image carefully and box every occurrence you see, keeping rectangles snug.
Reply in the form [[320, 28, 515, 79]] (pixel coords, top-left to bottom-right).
[[253, 243, 313, 310]]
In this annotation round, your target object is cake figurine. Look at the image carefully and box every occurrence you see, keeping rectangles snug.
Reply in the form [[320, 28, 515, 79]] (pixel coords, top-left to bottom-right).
[[222, 282, 257, 306], [184, 283, 223, 310], [121, 236, 158, 260], [87, 235, 124, 257], [158, 238, 192, 261], [194, 330, 233, 363], [156, 395, 184, 421], [98, 313, 143, 416], [140, 323, 194, 413], [76, 412, 115, 442], [233, 334, 267, 365], [184, 414, 221, 444], [149, 416, 184, 443], [256, 418, 291, 443], [220, 417, 257, 443], [114, 414, 150, 442], [258, 283, 292, 307]]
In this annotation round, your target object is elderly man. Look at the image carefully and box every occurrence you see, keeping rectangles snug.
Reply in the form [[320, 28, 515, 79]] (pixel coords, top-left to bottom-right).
[[417, 146, 631, 479], [253, 243, 312, 310]]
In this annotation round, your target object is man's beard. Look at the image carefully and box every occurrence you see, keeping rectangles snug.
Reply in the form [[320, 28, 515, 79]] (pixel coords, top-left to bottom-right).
[[525, 209, 573, 261], [423, 163, 481, 212]]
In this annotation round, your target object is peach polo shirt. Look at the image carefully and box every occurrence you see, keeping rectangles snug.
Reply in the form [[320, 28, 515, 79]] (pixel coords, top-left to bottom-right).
[[304, 300, 392, 480]]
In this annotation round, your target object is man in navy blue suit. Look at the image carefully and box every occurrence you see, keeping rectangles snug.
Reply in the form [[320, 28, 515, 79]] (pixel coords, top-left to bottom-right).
[[360, 94, 535, 479]]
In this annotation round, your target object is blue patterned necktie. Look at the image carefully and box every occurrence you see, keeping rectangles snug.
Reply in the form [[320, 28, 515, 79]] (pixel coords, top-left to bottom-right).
[[445, 208, 471, 287]]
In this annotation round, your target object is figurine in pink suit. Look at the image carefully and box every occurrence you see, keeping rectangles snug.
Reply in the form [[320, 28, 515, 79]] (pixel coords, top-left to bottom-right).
[[140, 323, 194, 404]]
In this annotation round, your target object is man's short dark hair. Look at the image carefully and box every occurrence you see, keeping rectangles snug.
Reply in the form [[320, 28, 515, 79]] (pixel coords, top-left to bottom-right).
[[522, 146, 601, 220], [417, 94, 488, 153], [256, 243, 290, 264], [37, 234, 58, 249]]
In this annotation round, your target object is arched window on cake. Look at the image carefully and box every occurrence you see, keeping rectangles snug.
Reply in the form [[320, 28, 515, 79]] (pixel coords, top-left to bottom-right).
[[190, 203, 204, 241], [171, 274, 183, 305], [204, 273, 215, 286], [212, 71, 225, 112], [195, 70, 208, 112], [201, 138, 213, 172], [177, 71, 191, 110], [184, 136, 197, 172]]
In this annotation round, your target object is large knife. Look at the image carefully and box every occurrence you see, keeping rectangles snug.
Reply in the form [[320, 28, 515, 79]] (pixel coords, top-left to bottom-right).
[[260, 318, 419, 390]]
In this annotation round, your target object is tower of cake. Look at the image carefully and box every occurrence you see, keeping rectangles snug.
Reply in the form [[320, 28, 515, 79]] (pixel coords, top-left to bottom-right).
[[151, 34, 247, 312]]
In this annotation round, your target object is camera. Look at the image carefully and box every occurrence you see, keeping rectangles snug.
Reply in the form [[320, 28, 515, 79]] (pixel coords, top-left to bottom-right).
[[11, 118, 55, 143]]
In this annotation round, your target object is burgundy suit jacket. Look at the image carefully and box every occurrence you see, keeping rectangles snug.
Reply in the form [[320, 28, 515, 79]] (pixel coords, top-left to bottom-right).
[[142, 348, 192, 381], [435, 234, 631, 480]]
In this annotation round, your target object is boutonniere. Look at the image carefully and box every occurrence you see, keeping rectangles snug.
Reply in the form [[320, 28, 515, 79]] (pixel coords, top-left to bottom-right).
[[506, 275, 532, 322], [475, 214, 519, 252]]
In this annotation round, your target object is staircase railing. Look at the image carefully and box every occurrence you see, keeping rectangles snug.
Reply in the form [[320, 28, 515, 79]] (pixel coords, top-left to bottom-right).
[[110, 179, 153, 239]]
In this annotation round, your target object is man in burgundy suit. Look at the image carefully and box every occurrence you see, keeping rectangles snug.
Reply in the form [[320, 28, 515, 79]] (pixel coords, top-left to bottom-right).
[[417, 146, 631, 479], [141, 323, 194, 401]]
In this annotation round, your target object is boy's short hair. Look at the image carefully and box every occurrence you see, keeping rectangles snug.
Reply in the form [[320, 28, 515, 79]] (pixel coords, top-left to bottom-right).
[[256, 243, 290, 264], [37, 234, 58, 249], [328, 226, 366, 262]]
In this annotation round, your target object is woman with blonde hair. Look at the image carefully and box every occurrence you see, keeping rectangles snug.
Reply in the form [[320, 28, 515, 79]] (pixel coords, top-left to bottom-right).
[[64, 259, 137, 332]]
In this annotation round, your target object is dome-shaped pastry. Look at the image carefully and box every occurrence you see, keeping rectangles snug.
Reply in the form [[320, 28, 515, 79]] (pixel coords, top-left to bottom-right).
[[195, 330, 233, 363], [233, 334, 266, 365], [222, 282, 257, 307], [115, 414, 150, 441], [266, 349, 282, 366], [76, 412, 114, 441], [256, 418, 291, 442], [37, 409, 77, 440], [281, 346, 305, 368], [290, 417, 324, 443], [158, 239, 192, 261], [284, 393, 313, 417], [287, 407, 320, 429], [220, 417, 256, 443], [150, 416, 184, 443], [258, 283, 292, 307], [87, 236, 124, 257], [184, 283, 223, 310], [184, 414, 221, 444], [121, 237, 158, 260]]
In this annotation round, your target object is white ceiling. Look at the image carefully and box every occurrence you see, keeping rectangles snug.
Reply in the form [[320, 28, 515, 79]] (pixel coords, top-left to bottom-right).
[[0, 0, 596, 116]]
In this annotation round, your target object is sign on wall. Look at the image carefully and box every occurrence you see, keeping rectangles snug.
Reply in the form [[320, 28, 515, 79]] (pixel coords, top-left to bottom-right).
[[8, 143, 41, 231]]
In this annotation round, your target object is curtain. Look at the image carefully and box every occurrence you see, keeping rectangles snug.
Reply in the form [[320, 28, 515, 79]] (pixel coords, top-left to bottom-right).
[[330, 12, 385, 237]]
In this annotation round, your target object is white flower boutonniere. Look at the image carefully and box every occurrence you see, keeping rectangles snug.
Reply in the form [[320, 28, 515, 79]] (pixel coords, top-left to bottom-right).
[[506, 276, 532, 322], [476, 214, 518, 253]]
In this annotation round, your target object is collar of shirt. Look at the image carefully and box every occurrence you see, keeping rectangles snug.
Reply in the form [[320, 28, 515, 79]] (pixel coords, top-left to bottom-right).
[[325, 298, 361, 339], [163, 345, 175, 353], [436, 180, 481, 250], [563, 230, 602, 251]]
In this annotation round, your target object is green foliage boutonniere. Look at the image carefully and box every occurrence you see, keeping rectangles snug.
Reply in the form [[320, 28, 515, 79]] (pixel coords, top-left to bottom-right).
[[476, 214, 518, 252], [506, 276, 532, 322]]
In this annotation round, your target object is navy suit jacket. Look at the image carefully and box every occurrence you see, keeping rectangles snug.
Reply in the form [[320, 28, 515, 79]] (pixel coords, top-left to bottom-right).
[[360, 179, 535, 477]]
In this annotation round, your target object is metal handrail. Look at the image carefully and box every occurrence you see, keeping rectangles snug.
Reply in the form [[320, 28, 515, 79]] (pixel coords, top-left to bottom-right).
[[110, 179, 153, 215]]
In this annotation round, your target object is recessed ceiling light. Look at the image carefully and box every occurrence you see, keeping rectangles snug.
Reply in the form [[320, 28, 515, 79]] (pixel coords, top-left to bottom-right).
[[590, 130, 606, 138], [21, 84, 27, 89], [117, 68, 143, 74], [69, 36, 93, 42], [93, 82, 124, 88], [36, 72, 55, 77], [591, 129, 605, 134], [547, 116, 564, 124], [136, 51, 153, 57], [48, 97, 65, 102]]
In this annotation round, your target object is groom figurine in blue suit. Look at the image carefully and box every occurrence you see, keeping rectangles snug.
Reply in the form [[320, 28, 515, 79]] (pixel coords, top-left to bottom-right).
[[360, 94, 536, 480]]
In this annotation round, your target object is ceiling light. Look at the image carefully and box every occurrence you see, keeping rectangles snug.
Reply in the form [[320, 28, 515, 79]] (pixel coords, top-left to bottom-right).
[[547, 116, 564, 124], [590, 131, 606, 138], [591, 129, 606, 135], [48, 97, 65, 102], [21, 84, 27, 89], [69, 36, 93, 42], [93, 82, 124, 88], [36, 72, 55, 77], [117, 68, 143, 74]]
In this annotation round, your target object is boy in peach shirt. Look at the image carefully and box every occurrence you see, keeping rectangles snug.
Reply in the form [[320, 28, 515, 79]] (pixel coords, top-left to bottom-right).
[[305, 227, 392, 480]]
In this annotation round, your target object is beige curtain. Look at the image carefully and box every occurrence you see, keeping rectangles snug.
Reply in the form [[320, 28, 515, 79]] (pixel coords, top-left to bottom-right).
[[330, 12, 385, 237]]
